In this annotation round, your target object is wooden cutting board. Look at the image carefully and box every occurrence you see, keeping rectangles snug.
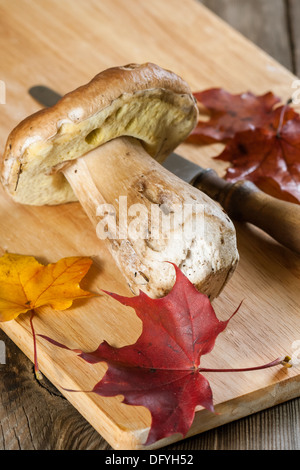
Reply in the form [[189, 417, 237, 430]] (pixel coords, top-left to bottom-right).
[[0, 0, 299, 450]]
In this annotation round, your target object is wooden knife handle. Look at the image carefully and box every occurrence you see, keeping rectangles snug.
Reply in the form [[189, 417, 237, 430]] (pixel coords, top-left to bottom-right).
[[193, 169, 300, 255]]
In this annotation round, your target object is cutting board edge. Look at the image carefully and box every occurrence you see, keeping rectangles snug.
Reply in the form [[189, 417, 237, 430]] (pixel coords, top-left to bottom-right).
[[1, 319, 299, 450], [142, 373, 300, 450]]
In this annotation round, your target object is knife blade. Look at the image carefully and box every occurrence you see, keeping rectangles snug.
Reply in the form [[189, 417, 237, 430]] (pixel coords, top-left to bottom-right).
[[28, 85, 300, 254]]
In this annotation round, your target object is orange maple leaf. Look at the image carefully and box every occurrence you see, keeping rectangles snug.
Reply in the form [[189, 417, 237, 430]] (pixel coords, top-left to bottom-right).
[[0, 253, 96, 377]]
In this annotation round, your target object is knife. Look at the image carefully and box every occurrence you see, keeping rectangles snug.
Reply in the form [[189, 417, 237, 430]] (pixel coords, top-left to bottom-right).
[[29, 85, 300, 255]]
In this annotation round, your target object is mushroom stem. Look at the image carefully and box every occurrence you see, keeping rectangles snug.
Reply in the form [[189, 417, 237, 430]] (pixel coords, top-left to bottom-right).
[[63, 137, 156, 230], [62, 136, 238, 298]]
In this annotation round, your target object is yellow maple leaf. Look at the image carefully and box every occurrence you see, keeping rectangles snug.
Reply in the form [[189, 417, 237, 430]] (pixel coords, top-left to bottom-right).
[[0, 253, 96, 378], [0, 253, 95, 321]]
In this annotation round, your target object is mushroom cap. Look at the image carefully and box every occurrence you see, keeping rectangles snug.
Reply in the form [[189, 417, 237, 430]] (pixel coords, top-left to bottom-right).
[[1, 63, 198, 205]]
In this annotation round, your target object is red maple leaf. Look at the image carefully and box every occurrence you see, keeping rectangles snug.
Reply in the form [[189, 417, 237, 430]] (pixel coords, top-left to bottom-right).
[[188, 88, 286, 143], [188, 88, 300, 203], [215, 107, 300, 203], [40, 264, 288, 446], [79, 265, 239, 446]]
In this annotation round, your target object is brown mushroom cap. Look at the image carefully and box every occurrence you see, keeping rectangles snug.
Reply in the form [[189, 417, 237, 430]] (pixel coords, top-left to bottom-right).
[[1, 63, 198, 205]]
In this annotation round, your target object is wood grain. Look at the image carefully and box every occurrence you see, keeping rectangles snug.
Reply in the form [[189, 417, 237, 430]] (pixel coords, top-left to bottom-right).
[[200, 0, 294, 71], [0, 0, 300, 450], [287, 0, 300, 75], [0, 330, 110, 450]]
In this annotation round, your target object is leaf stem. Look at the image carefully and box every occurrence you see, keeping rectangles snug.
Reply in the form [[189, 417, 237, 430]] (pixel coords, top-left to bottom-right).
[[29, 310, 43, 381], [276, 98, 293, 137], [199, 356, 292, 373]]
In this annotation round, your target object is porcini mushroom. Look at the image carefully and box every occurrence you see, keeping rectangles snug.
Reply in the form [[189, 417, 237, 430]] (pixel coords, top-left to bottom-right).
[[1, 63, 238, 299]]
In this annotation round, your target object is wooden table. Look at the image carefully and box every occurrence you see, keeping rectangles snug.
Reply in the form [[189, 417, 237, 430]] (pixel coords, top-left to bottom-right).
[[0, 0, 299, 450]]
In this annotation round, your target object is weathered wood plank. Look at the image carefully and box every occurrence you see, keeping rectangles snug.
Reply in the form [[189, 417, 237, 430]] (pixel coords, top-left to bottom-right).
[[200, 0, 293, 72], [168, 399, 300, 450], [287, 0, 300, 75], [0, 329, 110, 450], [2, 320, 300, 451]]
